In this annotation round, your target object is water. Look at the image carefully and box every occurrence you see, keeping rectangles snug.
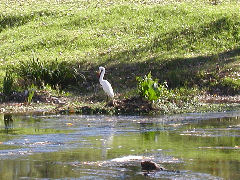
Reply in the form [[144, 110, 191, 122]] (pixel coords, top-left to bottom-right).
[[0, 112, 239, 179]]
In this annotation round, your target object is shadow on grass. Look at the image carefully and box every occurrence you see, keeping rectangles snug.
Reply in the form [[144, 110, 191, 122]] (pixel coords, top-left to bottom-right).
[[74, 16, 240, 95], [81, 47, 240, 96], [84, 16, 240, 93]]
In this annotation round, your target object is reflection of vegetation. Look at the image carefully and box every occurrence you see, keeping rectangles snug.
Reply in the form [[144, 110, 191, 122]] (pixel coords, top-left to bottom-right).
[[84, 117, 240, 163], [107, 118, 240, 180], [10, 116, 238, 179], [0, 115, 239, 179], [0, 115, 72, 135], [4, 114, 13, 133]]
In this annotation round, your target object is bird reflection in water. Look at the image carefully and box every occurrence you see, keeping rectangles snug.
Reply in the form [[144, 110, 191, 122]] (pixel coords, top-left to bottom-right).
[[4, 114, 13, 133]]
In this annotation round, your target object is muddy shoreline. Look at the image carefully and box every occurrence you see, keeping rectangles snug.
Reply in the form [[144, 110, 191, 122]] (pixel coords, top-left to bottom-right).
[[1, 92, 240, 115]]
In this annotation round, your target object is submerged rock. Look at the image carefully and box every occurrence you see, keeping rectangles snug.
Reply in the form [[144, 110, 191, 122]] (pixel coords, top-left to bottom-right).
[[141, 161, 164, 171]]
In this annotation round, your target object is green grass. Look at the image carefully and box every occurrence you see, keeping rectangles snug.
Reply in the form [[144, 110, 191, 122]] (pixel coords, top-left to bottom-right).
[[0, 0, 240, 105]]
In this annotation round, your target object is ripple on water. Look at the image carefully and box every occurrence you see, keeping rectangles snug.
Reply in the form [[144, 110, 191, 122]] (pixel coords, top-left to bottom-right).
[[0, 133, 91, 159], [148, 170, 224, 180], [180, 128, 240, 137], [0, 113, 240, 179]]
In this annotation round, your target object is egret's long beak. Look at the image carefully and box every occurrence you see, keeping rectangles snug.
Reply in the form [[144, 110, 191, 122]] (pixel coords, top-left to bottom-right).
[[97, 70, 101, 77]]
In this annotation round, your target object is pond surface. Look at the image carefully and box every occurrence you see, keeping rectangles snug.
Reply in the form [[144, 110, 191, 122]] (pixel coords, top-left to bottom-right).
[[0, 112, 240, 179]]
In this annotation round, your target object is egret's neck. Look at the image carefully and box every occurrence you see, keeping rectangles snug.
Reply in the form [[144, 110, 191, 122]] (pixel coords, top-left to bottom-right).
[[99, 69, 105, 82]]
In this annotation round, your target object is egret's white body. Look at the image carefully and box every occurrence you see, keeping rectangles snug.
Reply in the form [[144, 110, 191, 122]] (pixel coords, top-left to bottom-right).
[[99, 66, 114, 98]]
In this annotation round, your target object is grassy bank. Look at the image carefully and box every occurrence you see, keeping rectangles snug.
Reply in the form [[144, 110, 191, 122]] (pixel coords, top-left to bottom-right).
[[0, 0, 240, 114]]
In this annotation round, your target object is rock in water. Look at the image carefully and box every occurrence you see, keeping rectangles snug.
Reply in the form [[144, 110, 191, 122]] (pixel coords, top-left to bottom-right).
[[141, 161, 164, 171]]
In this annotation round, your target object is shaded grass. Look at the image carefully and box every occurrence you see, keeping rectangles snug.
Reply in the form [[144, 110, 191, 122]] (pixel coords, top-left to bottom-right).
[[83, 47, 240, 96]]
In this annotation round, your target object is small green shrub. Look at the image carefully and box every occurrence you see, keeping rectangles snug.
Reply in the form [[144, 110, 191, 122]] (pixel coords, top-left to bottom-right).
[[3, 71, 14, 96], [15, 58, 81, 89], [137, 72, 200, 114], [136, 72, 172, 102], [27, 84, 36, 104]]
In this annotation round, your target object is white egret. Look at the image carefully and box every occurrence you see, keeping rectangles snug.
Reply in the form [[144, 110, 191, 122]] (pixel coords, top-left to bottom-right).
[[98, 66, 114, 98]]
